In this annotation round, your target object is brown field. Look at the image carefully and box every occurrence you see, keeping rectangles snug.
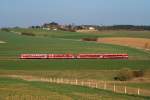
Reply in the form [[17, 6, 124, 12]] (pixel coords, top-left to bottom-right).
[[97, 37, 150, 50]]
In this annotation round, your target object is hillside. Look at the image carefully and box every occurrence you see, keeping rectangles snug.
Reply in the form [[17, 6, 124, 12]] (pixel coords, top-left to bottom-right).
[[0, 29, 150, 99]]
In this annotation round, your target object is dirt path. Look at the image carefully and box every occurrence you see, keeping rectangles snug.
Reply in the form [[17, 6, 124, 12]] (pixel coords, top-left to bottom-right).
[[97, 37, 150, 50]]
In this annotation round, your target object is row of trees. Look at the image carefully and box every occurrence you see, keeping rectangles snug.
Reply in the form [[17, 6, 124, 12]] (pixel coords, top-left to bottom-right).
[[1, 22, 150, 32], [39, 22, 150, 31], [31, 22, 76, 32], [75, 25, 150, 31], [29, 22, 150, 31], [97, 25, 150, 31]]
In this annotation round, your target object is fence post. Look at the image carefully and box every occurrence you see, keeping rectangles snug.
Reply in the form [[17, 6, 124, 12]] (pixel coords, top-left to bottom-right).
[[57, 78, 59, 83], [95, 83, 98, 88], [104, 81, 107, 90], [54, 78, 56, 83], [64, 79, 66, 84], [125, 86, 127, 94], [114, 84, 116, 92], [56, 78, 58, 83], [75, 79, 78, 85], [66, 79, 69, 84], [55, 78, 57, 83], [48, 78, 50, 83], [65, 79, 67, 84], [50, 78, 52, 83], [40, 77, 42, 81], [81, 81, 84, 86], [138, 88, 140, 95], [46, 78, 49, 82], [61, 78, 63, 83], [89, 82, 91, 87], [52, 78, 54, 83], [52, 78, 55, 83]]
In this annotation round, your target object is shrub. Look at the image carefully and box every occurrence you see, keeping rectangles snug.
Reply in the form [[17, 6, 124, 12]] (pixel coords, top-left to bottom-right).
[[82, 38, 97, 41], [114, 68, 145, 81], [1, 28, 10, 32], [133, 70, 144, 77], [114, 68, 134, 81], [21, 32, 35, 36]]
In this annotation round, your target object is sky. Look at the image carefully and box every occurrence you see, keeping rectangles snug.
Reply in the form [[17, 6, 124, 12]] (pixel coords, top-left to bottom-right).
[[0, 0, 150, 27]]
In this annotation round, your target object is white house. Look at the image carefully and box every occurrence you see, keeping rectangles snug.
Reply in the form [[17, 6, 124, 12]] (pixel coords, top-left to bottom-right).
[[89, 27, 95, 30]]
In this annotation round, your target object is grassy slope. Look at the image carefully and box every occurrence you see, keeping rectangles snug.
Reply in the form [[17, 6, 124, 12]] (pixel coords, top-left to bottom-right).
[[0, 31, 150, 71], [0, 77, 149, 100], [0, 60, 150, 70], [0, 31, 150, 58], [0, 29, 150, 97]]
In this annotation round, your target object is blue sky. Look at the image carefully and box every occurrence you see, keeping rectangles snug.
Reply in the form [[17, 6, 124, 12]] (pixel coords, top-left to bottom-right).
[[0, 0, 150, 27]]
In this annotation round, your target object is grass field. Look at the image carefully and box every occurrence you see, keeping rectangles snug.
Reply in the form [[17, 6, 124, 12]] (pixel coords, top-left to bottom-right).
[[0, 29, 150, 99]]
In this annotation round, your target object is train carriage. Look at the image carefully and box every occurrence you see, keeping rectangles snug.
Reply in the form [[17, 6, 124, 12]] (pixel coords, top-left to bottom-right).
[[77, 54, 128, 59], [102, 54, 128, 59], [20, 54, 47, 59]]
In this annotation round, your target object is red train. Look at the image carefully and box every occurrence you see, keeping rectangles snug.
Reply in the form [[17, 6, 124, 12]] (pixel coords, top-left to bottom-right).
[[20, 54, 128, 59]]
